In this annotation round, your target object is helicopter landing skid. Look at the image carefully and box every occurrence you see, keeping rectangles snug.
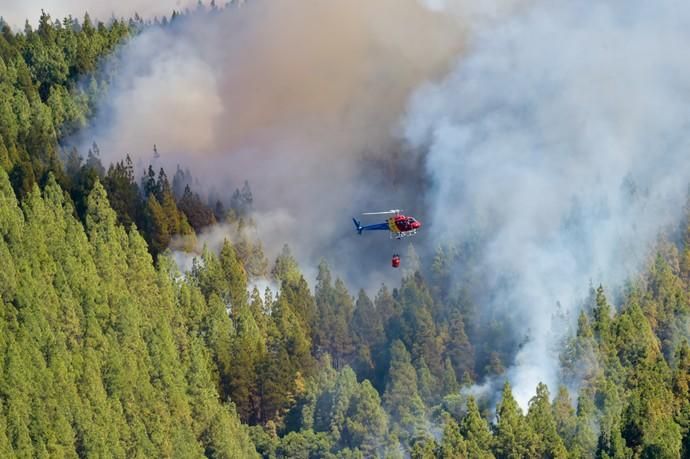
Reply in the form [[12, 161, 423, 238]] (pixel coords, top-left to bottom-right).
[[391, 230, 417, 240]]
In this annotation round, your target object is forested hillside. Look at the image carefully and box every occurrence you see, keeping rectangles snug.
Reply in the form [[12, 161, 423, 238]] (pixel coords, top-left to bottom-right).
[[0, 11, 130, 195], [2, 6, 690, 459]]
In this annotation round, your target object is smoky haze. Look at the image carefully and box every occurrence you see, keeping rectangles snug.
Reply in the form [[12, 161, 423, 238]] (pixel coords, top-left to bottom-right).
[[404, 0, 690, 407], [72, 0, 482, 286]]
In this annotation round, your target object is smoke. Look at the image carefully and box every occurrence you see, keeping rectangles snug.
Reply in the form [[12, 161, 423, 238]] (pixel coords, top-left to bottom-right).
[[404, 0, 690, 407], [2, 0, 193, 28], [70, 0, 480, 286], [169, 220, 281, 297], [168, 209, 296, 272]]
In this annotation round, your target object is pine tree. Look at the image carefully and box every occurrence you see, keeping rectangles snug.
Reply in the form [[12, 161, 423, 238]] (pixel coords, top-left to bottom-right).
[[227, 303, 264, 423], [594, 380, 629, 459], [344, 380, 388, 456], [177, 184, 216, 232], [330, 278, 356, 368], [445, 307, 475, 382], [411, 436, 438, 459], [673, 340, 690, 456], [141, 164, 157, 198], [460, 396, 494, 458], [219, 238, 248, 313], [143, 193, 169, 255], [233, 225, 269, 279], [375, 284, 399, 341], [551, 386, 576, 450], [103, 155, 140, 229], [383, 340, 426, 442], [493, 381, 536, 458], [327, 366, 359, 442], [439, 414, 468, 459], [278, 272, 315, 332], [314, 261, 355, 368], [561, 310, 600, 385], [271, 244, 301, 284], [442, 357, 460, 396], [399, 274, 443, 376], [526, 383, 567, 458], [571, 389, 597, 458], [621, 358, 681, 458], [593, 285, 612, 346]]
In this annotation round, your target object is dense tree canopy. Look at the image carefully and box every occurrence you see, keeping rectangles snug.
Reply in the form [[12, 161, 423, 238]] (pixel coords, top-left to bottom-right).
[[3, 5, 690, 458]]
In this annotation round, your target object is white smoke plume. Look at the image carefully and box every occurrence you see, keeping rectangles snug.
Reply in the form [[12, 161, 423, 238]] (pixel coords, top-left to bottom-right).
[[168, 219, 281, 300], [404, 0, 690, 407], [168, 209, 294, 271], [66, 0, 479, 286]]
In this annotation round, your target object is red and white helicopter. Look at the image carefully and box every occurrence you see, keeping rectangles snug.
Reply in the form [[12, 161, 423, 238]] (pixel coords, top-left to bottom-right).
[[352, 209, 422, 268]]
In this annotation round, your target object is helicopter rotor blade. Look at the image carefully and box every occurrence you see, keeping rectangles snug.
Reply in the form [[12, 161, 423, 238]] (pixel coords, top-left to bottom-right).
[[362, 209, 401, 215]]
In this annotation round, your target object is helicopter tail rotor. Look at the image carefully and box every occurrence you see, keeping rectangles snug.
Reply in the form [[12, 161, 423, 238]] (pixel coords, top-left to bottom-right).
[[352, 218, 363, 234]]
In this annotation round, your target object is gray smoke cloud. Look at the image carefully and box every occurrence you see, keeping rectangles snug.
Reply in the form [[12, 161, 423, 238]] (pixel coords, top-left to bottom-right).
[[404, 0, 690, 407], [2, 0, 193, 28], [71, 0, 481, 286]]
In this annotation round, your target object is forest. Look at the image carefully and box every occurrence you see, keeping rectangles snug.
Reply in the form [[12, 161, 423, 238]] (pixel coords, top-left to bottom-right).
[[1, 5, 690, 459]]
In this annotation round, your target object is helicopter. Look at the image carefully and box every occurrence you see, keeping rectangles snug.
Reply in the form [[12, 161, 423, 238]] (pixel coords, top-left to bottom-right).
[[352, 210, 422, 268], [352, 209, 422, 239]]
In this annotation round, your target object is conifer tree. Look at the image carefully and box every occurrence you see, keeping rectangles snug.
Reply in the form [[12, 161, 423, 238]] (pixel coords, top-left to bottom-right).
[[561, 310, 600, 385], [593, 285, 612, 345], [672, 340, 690, 456], [177, 184, 216, 232], [442, 357, 460, 396], [328, 366, 359, 442], [416, 357, 438, 405], [143, 194, 169, 255], [271, 244, 301, 284], [526, 383, 567, 458], [219, 238, 248, 313], [445, 307, 475, 382], [103, 155, 140, 228], [494, 381, 536, 458], [571, 389, 597, 458], [344, 380, 389, 456], [439, 414, 468, 459], [280, 274, 316, 339], [228, 301, 265, 423], [551, 386, 576, 450], [460, 396, 495, 458], [384, 340, 426, 442], [352, 289, 384, 380], [594, 380, 629, 459], [314, 261, 355, 367]]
